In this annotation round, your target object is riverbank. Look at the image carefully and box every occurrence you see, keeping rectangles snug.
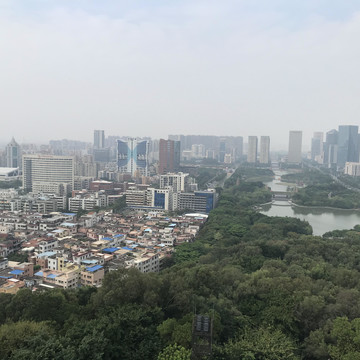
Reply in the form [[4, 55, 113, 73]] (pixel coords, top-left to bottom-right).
[[290, 201, 360, 212]]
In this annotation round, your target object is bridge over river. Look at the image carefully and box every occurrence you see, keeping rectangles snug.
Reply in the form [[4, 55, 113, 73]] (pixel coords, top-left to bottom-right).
[[271, 190, 293, 201]]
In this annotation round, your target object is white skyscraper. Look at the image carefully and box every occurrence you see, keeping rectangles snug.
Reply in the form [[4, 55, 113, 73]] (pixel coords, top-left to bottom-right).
[[259, 136, 270, 164], [288, 131, 303, 163], [247, 136, 258, 163]]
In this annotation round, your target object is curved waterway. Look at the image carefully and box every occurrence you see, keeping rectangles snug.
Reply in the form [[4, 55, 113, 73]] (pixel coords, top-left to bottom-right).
[[259, 170, 360, 236]]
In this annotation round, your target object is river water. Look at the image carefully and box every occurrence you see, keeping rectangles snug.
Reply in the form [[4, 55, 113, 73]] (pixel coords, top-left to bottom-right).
[[259, 171, 360, 236]]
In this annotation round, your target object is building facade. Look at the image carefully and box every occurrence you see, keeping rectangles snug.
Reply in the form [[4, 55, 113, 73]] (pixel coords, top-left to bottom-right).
[[22, 155, 74, 195], [259, 136, 270, 164], [337, 125, 359, 168], [324, 129, 338, 167], [117, 138, 149, 177], [159, 139, 180, 174], [93, 130, 105, 149], [6, 138, 21, 169], [247, 136, 258, 163], [288, 131, 302, 164]]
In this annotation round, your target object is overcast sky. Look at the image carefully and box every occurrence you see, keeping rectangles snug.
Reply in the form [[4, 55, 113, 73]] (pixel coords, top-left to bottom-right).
[[1, 1, 360, 150]]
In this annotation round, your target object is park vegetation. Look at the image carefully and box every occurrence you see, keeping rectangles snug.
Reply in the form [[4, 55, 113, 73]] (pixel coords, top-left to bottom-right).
[[1, 168, 360, 358], [283, 168, 360, 209]]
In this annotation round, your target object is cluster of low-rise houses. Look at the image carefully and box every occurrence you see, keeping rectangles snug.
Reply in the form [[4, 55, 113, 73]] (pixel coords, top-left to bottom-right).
[[0, 209, 208, 294]]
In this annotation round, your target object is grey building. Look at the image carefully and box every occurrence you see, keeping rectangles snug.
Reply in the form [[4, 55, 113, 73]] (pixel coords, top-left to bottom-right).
[[288, 131, 302, 164], [6, 138, 21, 169], [337, 125, 359, 168]]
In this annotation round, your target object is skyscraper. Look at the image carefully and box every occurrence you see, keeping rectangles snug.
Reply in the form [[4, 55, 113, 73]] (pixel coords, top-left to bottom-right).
[[117, 138, 149, 177], [159, 139, 180, 174], [259, 136, 270, 164], [247, 136, 258, 163], [6, 137, 21, 169], [219, 139, 226, 163], [324, 129, 338, 166], [311, 132, 324, 163], [288, 131, 302, 163], [337, 125, 359, 168], [94, 130, 105, 149], [22, 154, 74, 195]]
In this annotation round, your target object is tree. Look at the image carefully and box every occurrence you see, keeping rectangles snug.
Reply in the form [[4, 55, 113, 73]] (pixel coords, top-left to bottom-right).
[[157, 344, 191, 360], [217, 326, 300, 360]]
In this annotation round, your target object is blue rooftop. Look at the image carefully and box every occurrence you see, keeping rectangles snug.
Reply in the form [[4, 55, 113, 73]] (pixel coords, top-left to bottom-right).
[[103, 237, 113, 241], [102, 247, 119, 253], [37, 251, 56, 258], [62, 213, 76, 216], [10, 269, 24, 275], [169, 223, 177, 227], [122, 247, 133, 251], [60, 222, 76, 227], [34, 271, 43, 276], [47, 274, 58, 279], [86, 265, 103, 272], [82, 259, 98, 264], [0, 275, 12, 279], [113, 234, 124, 238]]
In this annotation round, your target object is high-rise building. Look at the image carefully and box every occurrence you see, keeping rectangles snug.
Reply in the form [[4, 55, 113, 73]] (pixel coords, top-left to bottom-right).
[[159, 139, 180, 174], [324, 129, 338, 166], [311, 132, 324, 163], [22, 155, 74, 195], [337, 125, 359, 168], [160, 172, 188, 192], [219, 139, 226, 163], [259, 136, 270, 164], [288, 131, 302, 163], [6, 137, 21, 169], [117, 138, 149, 177], [247, 136, 258, 163], [94, 130, 105, 149]]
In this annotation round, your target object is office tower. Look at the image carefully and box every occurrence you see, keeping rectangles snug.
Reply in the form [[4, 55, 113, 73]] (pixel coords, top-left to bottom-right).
[[159, 139, 180, 174], [259, 136, 270, 164], [93, 130, 110, 162], [6, 137, 21, 169], [247, 136, 258, 163], [288, 131, 302, 163], [117, 138, 149, 177], [94, 130, 105, 149], [22, 155, 74, 195], [324, 129, 338, 166], [233, 136, 243, 161], [337, 125, 359, 168], [311, 132, 324, 163], [219, 139, 226, 162]]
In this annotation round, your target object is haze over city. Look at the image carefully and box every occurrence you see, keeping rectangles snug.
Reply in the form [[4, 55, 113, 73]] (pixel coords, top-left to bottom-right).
[[2, 1, 360, 149]]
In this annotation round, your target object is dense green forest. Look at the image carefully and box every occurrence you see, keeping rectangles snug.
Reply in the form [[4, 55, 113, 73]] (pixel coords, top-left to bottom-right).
[[283, 168, 360, 209], [2, 168, 360, 359]]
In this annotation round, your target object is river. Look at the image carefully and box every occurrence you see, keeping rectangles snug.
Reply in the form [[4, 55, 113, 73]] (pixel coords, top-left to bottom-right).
[[259, 170, 360, 236]]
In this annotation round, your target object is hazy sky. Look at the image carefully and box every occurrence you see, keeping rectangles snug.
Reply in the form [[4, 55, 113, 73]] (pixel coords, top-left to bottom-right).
[[1, 1, 360, 150]]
